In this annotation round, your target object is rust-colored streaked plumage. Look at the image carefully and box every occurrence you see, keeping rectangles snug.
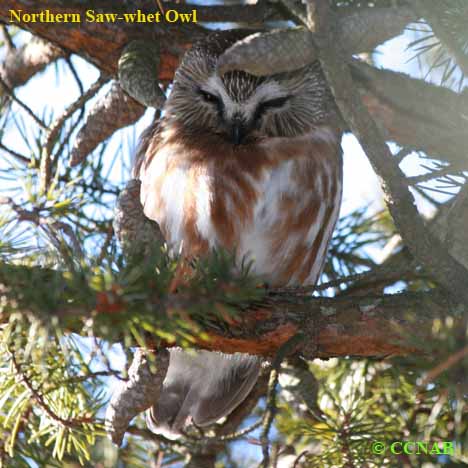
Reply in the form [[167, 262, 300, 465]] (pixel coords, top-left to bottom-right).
[[135, 29, 343, 436]]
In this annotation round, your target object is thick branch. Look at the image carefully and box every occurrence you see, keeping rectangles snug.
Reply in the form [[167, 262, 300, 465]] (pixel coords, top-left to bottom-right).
[[0, 261, 455, 359], [191, 291, 450, 358], [308, 0, 468, 306], [0, 0, 207, 78]]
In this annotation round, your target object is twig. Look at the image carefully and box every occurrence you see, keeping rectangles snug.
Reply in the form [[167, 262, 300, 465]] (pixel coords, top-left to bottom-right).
[[0, 141, 30, 165], [0, 25, 14, 52], [407, 166, 467, 185], [40, 74, 109, 193], [272, 256, 416, 296], [0, 74, 47, 129], [419, 345, 468, 388], [96, 224, 114, 265], [260, 368, 280, 468], [293, 450, 310, 468], [412, 1, 468, 77], [42, 370, 119, 393], [2, 197, 84, 263], [8, 351, 94, 429], [126, 425, 188, 451], [259, 335, 303, 468], [65, 56, 84, 97], [46, 73, 108, 153], [188, 419, 263, 444], [216, 371, 269, 439]]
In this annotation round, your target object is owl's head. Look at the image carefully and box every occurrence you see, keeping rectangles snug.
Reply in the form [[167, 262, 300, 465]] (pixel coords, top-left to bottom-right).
[[162, 29, 336, 143]]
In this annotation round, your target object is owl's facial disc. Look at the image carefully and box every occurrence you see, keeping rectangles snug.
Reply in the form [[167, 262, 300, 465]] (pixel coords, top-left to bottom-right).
[[198, 74, 290, 144]]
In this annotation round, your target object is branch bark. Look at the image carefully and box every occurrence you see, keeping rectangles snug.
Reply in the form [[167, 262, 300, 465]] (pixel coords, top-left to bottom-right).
[[0, 261, 455, 359], [0, 0, 207, 78]]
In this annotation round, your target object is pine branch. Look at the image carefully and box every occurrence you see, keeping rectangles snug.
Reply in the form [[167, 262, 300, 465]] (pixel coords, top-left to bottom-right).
[[0, 257, 457, 358], [8, 352, 95, 429], [305, 0, 468, 306], [419, 344, 468, 388], [412, 0, 468, 78], [260, 368, 280, 468]]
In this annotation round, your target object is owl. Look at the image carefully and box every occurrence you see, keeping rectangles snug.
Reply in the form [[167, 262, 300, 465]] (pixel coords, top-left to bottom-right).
[[135, 29, 343, 436]]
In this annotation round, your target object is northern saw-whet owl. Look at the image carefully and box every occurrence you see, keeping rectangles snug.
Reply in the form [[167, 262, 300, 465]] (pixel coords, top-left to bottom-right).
[[135, 29, 343, 436]]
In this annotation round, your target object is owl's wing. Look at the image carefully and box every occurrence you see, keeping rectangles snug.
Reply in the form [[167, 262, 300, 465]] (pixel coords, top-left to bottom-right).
[[146, 349, 261, 436], [132, 116, 161, 180]]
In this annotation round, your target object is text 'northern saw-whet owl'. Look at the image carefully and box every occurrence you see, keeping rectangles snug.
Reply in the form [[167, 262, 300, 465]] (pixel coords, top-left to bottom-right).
[[135, 29, 343, 436]]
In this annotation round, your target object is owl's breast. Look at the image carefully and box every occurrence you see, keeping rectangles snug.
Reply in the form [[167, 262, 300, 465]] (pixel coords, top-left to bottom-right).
[[139, 126, 342, 286]]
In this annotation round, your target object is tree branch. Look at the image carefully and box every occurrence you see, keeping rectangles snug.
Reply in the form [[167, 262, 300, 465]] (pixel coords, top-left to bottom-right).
[[0, 36, 63, 91], [0, 0, 207, 78], [306, 0, 468, 306], [0, 259, 456, 359]]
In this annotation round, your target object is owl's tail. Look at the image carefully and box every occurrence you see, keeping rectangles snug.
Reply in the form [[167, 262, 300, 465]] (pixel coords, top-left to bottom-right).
[[146, 349, 261, 437]]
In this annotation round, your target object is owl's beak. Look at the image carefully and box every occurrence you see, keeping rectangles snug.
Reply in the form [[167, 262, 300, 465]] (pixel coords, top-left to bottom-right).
[[229, 119, 247, 145]]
